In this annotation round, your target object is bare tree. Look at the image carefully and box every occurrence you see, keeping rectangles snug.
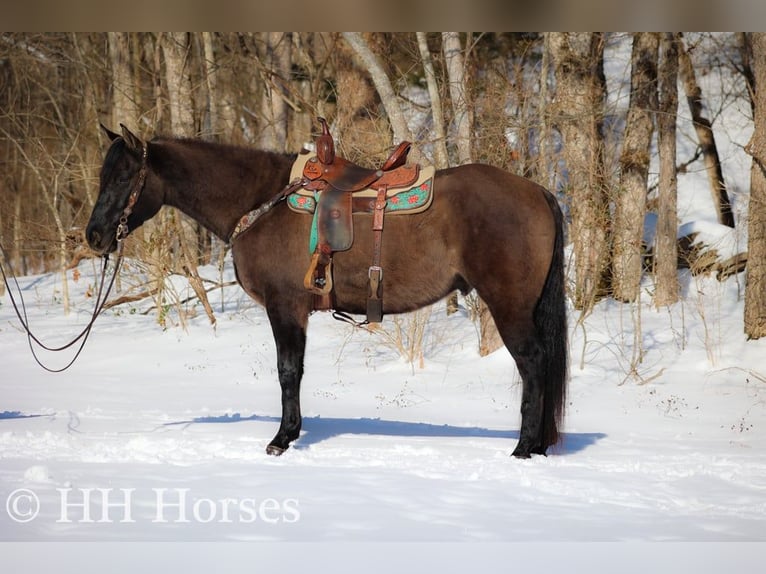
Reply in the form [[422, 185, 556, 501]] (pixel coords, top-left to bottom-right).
[[549, 32, 610, 310], [71, 33, 105, 210], [288, 32, 330, 150], [0, 125, 78, 313], [613, 33, 659, 303], [0, 35, 96, 313], [537, 34, 554, 190], [105, 32, 140, 294], [163, 32, 195, 135], [416, 32, 449, 169], [678, 34, 735, 228], [341, 32, 422, 163], [201, 32, 236, 141], [439, 32, 501, 353], [162, 33, 216, 325], [200, 32, 235, 268], [442, 32, 473, 166], [416, 32, 458, 318], [654, 33, 680, 308], [744, 33, 766, 339], [738, 32, 756, 117], [257, 32, 291, 152], [108, 33, 140, 128]]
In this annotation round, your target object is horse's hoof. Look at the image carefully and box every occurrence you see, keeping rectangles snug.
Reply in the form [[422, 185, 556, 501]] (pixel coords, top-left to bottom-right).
[[266, 444, 286, 456], [511, 445, 548, 459]]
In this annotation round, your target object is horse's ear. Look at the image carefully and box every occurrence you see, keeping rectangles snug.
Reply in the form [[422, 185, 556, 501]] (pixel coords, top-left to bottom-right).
[[100, 124, 121, 142], [119, 124, 145, 153]]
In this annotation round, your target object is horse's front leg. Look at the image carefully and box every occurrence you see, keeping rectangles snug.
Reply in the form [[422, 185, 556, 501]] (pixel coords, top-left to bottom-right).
[[265, 304, 308, 456]]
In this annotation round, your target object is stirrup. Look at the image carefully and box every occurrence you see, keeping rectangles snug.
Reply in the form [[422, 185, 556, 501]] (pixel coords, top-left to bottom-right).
[[303, 250, 333, 295]]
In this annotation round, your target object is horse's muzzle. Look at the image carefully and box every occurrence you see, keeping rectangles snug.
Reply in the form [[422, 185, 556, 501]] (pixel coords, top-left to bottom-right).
[[86, 226, 117, 255]]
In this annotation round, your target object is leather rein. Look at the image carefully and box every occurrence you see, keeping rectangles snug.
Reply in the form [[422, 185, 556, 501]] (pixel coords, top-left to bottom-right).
[[229, 176, 305, 243], [0, 144, 148, 373]]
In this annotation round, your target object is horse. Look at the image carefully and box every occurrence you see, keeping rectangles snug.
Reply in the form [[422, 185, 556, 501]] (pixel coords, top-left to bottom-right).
[[85, 124, 568, 459]]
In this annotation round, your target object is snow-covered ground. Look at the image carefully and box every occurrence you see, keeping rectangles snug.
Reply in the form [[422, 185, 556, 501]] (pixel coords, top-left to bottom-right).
[[2, 32, 765, 571], [1, 256, 765, 556]]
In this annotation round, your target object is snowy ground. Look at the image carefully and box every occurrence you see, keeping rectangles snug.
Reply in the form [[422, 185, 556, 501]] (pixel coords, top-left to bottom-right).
[[1, 255, 765, 563]]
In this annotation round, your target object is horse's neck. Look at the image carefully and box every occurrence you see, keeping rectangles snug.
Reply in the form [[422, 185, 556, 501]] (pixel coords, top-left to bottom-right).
[[155, 141, 291, 240]]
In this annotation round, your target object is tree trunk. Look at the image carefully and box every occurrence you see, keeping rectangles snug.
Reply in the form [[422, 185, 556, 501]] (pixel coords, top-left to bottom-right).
[[438, 33, 467, 316], [442, 32, 473, 166], [738, 32, 756, 117], [162, 32, 215, 325], [107, 32, 140, 127], [443, 32, 501, 353], [204, 33, 238, 142], [417, 32, 458, 316], [549, 32, 610, 311], [200, 32, 218, 139], [613, 33, 659, 303], [341, 32, 423, 163], [287, 32, 320, 151], [654, 33, 680, 308], [416, 32, 449, 169], [332, 35, 382, 160], [201, 32, 230, 267], [744, 33, 766, 339], [72, 33, 108, 211], [537, 34, 554, 190], [13, 188, 23, 274], [678, 35, 735, 228], [163, 32, 195, 135], [257, 32, 291, 152]]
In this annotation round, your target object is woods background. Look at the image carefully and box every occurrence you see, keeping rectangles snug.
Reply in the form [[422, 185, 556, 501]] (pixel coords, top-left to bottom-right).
[[0, 32, 764, 341]]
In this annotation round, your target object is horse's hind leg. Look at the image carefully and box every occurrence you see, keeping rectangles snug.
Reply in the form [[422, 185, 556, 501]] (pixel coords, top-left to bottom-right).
[[504, 327, 549, 458], [265, 303, 308, 456]]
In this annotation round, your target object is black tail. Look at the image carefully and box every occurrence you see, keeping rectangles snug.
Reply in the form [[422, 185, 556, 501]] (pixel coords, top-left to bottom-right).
[[534, 191, 569, 448]]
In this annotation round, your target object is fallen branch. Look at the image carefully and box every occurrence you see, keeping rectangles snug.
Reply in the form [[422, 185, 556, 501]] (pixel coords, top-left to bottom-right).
[[103, 280, 237, 311]]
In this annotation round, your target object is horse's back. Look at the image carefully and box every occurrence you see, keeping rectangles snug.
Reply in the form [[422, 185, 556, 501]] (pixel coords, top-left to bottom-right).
[[430, 164, 557, 257], [433, 163, 558, 300], [436, 163, 554, 224], [326, 163, 559, 315]]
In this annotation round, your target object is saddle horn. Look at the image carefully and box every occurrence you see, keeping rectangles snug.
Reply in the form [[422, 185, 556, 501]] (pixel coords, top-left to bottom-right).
[[316, 117, 335, 165]]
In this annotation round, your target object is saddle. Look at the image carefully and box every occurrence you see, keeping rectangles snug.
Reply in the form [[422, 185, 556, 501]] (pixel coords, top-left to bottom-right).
[[292, 118, 434, 323]]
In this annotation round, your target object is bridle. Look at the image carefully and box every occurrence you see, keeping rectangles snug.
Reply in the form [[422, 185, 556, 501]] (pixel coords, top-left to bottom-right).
[[0, 142, 148, 372], [117, 143, 148, 243]]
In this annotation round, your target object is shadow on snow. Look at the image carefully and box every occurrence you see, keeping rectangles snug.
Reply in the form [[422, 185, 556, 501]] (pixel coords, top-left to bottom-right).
[[0, 411, 49, 420], [164, 413, 605, 456]]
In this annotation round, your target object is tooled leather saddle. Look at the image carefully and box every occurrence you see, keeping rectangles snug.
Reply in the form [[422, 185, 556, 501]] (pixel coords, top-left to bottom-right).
[[293, 117, 434, 323]]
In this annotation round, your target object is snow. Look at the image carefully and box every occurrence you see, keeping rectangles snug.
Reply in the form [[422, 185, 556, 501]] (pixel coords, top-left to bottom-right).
[[2, 32, 765, 571]]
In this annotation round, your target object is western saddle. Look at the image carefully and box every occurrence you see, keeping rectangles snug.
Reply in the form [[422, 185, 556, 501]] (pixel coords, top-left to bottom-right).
[[296, 117, 429, 323]]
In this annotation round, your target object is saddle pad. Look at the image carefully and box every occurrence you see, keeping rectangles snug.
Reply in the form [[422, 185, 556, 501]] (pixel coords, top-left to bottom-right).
[[287, 151, 435, 215]]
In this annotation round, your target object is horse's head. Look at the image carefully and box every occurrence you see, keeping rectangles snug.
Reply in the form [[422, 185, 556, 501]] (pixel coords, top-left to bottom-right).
[[86, 124, 163, 254]]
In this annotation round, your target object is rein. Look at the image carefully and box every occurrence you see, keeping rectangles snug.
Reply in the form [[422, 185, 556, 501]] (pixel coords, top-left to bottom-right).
[[0, 144, 148, 372], [229, 177, 305, 243]]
